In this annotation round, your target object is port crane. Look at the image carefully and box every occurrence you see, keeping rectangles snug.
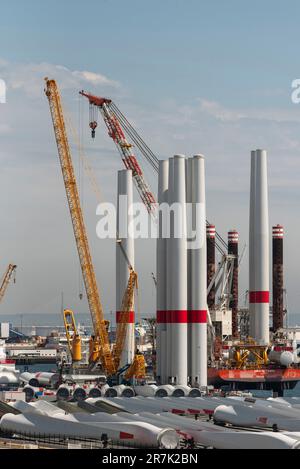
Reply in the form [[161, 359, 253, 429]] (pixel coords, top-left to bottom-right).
[[113, 267, 137, 370], [45, 78, 114, 374], [0, 264, 17, 304], [79, 91, 157, 219], [45, 79, 145, 380], [113, 267, 145, 380], [79, 90, 229, 256]]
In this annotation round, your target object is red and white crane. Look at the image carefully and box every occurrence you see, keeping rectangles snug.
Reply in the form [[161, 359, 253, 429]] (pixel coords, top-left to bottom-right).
[[79, 90, 229, 255], [79, 91, 157, 219]]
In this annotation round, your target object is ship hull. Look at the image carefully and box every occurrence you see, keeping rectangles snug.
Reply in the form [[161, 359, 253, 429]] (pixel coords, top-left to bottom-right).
[[208, 367, 300, 392]]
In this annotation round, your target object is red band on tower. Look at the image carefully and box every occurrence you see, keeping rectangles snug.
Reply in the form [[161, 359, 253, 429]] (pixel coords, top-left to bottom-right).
[[157, 310, 167, 323], [206, 225, 216, 239], [249, 291, 269, 303], [188, 310, 207, 324], [116, 311, 135, 323], [157, 310, 207, 323]]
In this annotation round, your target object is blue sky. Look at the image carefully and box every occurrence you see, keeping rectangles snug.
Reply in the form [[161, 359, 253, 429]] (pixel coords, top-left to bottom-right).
[[0, 0, 300, 323], [2, 0, 300, 107]]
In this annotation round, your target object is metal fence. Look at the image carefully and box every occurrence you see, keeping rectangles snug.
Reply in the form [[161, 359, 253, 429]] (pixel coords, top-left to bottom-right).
[[0, 429, 165, 449]]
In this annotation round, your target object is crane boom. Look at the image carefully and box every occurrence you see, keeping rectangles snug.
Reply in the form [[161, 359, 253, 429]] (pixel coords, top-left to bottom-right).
[[113, 268, 138, 371], [79, 91, 229, 255], [79, 91, 157, 219], [0, 264, 17, 304], [44, 78, 115, 374], [63, 309, 78, 353], [45, 79, 144, 380], [125, 354, 146, 381], [63, 309, 82, 362]]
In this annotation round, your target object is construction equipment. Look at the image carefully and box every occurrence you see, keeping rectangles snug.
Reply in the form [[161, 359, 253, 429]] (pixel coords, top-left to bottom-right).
[[207, 254, 235, 314], [45, 78, 115, 375], [63, 309, 82, 362], [230, 343, 269, 370], [0, 264, 17, 304], [80, 91, 239, 356], [79, 91, 157, 219], [124, 353, 146, 380], [45, 79, 144, 380], [113, 267, 138, 370], [79, 89, 235, 326], [79, 91, 230, 256]]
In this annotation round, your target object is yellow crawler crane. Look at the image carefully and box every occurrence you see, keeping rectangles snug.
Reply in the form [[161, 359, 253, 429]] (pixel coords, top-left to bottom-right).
[[125, 354, 146, 380], [0, 264, 17, 303], [45, 79, 145, 380], [45, 78, 115, 375], [113, 267, 138, 371], [113, 242, 146, 380], [63, 309, 82, 362]]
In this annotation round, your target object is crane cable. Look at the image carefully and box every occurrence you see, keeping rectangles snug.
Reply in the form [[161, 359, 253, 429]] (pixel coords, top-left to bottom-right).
[[112, 102, 159, 167], [66, 97, 104, 301], [83, 96, 229, 256], [110, 103, 159, 172], [66, 105, 142, 303], [78, 94, 84, 300], [65, 106, 104, 204], [70, 107, 143, 358], [75, 98, 230, 268]]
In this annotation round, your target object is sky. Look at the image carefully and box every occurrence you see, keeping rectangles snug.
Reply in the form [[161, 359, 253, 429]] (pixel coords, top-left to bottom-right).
[[1, 0, 300, 324]]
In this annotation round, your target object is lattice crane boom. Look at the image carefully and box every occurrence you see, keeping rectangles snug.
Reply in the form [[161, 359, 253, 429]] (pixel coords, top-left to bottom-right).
[[124, 354, 146, 381], [63, 309, 78, 353], [113, 268, 138, 371], [79, 90, 230, 256], [79, 91, 157, 219], [0, 264, 17, 304], [62, 309, 83, 362], [44, 78, 115, 374], [45, 79, 144, 379]]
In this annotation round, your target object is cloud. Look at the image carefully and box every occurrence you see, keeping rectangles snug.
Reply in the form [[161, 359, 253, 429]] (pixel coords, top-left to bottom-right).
[[119, 96, 300, 198], [72, 70, 118, 88], [198, 98, 246, 121], [0, 58, 128, 318], [0, 59, 119, 99], [198, 98, 300, 124]]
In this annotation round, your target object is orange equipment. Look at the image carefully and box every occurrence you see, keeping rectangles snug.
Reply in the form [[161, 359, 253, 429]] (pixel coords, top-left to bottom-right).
[[63, 309, 82, 362], [0, 264, 17, 304], [45, 79, 145, 379]]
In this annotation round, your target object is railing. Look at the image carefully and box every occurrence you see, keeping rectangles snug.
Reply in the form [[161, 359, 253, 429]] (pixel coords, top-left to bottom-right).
[[0, 430, 174, 449]]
